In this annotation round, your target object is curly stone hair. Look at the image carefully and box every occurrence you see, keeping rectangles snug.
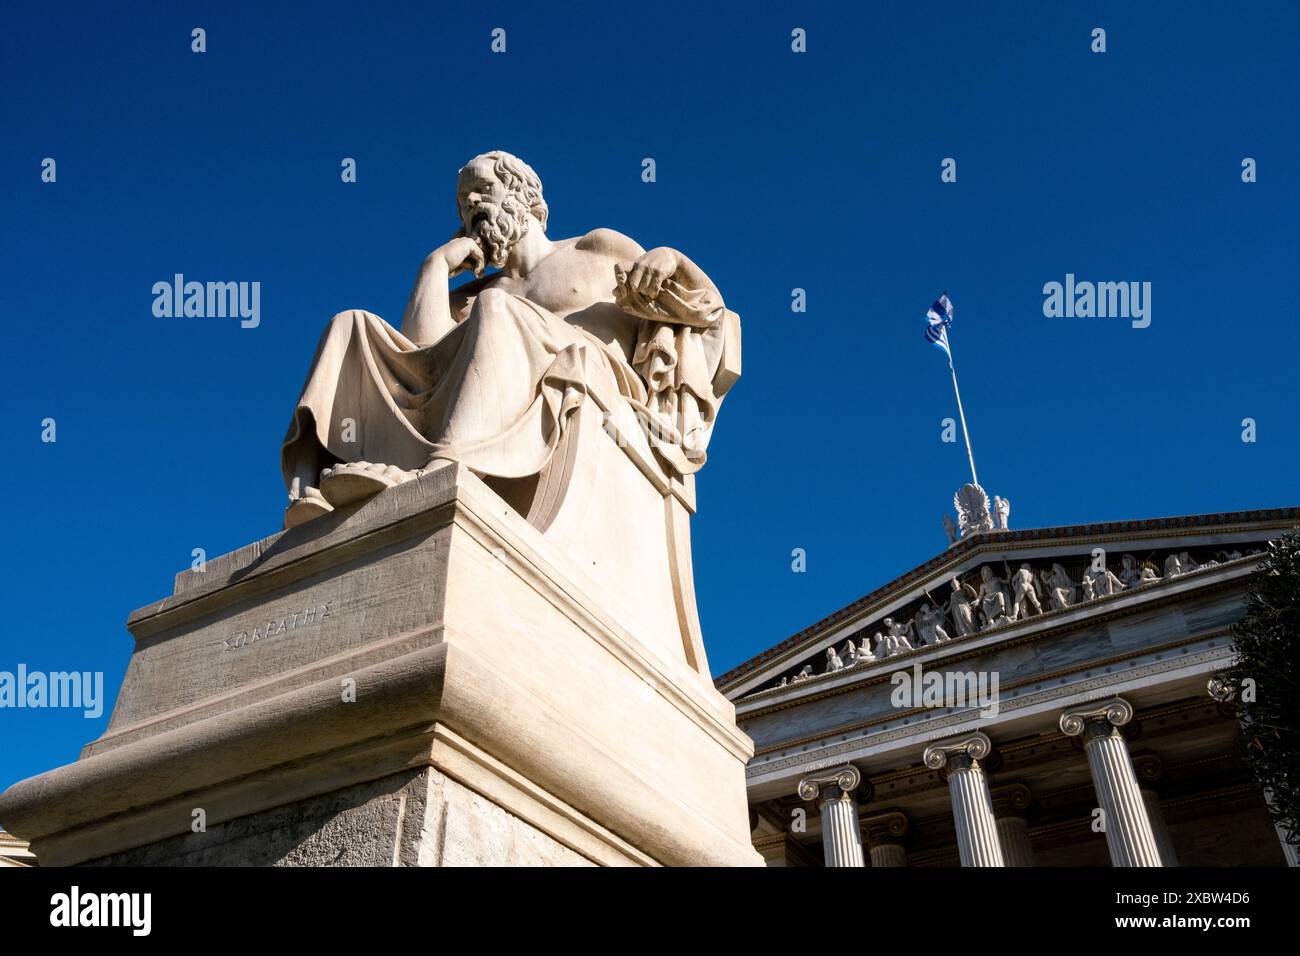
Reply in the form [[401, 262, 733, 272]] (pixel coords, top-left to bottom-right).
[[460, 150, 548, 232]]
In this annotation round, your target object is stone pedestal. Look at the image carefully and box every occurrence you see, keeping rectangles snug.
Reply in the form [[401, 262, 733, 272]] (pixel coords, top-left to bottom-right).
[[0, 466, 761, 867]]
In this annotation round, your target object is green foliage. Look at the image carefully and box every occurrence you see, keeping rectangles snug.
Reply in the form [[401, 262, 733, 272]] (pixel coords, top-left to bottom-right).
[[1227, 531, 1300, 848]]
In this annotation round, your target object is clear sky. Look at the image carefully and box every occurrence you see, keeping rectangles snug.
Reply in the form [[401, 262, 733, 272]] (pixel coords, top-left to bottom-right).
[[2, 1, 1297, 792]]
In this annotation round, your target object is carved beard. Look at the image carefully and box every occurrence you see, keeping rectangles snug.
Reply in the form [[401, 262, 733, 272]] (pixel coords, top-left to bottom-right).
[[467, 196, 531, 268]]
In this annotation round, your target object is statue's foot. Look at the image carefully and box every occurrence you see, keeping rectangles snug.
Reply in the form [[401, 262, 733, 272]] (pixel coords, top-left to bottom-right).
[[318, 461, 419, 508], [284, 486, 334, 529]]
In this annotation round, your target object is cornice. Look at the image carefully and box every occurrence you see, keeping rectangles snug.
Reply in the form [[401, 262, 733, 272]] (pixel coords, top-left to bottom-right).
[[746, 639, 1232, 775]]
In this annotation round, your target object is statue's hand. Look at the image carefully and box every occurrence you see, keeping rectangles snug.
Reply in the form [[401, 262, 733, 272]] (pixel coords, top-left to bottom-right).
[[622, 247, 678, 301], [431, 237, 486, 279]]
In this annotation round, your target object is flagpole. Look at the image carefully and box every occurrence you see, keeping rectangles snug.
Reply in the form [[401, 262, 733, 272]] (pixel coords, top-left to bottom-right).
[[945, 331, 979, 487]]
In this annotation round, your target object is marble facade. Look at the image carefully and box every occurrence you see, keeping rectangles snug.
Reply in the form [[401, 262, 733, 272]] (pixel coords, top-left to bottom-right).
[[726, 508, 1300, 867]]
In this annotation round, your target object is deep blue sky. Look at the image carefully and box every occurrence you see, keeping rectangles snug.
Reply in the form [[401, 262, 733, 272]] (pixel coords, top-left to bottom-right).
[[2, 1, 1297, 791]]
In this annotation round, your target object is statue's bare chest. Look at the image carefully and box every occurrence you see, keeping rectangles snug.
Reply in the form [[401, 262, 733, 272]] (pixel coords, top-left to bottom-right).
[[493, 247, 619, 319]]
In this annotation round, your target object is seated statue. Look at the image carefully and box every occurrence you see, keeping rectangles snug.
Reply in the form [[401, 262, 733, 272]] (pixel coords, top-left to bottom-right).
[[976, 566, 1013, 629], [857, 635, 877, 662], [876, 618, 915, 657], [281, 150, 740, 527], [1118, 553, 1161, 588]]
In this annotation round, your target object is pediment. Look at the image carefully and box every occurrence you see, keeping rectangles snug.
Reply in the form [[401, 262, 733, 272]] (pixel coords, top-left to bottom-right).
[[718, 508, 1298, 701]]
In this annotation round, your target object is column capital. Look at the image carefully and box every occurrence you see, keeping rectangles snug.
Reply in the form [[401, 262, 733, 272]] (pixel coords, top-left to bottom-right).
[[990, 783, 1033, 818], [798, 765, 861, 802], [1059, 697, 1134, 739], [862, 811, 910, 847], [923, 731, 992, 771], [1207, 676, 1235, 703]]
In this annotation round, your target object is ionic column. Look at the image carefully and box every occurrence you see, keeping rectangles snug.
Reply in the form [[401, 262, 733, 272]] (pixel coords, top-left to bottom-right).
[[1133, 754, 1179, 867], [862, 811, 910, 867], [798, 766, 865, 867], [923, 732, 1005, 867], [991, 783, 1035, 867], [1060, 698, 1162, 867]]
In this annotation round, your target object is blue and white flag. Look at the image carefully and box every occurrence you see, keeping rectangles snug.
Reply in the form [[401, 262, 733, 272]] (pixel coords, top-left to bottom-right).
[[924, 293, 953, 356]]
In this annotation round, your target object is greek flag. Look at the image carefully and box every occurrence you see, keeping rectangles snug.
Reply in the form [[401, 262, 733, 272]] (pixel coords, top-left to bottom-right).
[[924, 293, 953, 356]]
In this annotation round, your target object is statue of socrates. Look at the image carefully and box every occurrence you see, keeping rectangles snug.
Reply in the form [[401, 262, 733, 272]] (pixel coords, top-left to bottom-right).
[[281, 150, 740, 527]]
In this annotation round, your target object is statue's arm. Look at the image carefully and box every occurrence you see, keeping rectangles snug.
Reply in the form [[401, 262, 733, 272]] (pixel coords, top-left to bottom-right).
[[401, 238, 486, 346], [582, 229, 726, 327], [401, 254, 454, 346], [659, 247, 724, 306]]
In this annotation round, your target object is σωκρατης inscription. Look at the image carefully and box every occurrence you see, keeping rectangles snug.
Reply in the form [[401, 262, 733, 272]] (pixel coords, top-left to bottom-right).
[[221, 601, 334, 651]]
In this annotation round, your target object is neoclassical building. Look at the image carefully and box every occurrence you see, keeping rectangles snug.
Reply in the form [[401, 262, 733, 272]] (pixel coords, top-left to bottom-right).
[[719, 506, 1299, 867]]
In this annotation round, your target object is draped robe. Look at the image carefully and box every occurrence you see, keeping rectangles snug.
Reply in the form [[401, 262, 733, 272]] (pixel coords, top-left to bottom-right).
[[281, 270, 740, 493]]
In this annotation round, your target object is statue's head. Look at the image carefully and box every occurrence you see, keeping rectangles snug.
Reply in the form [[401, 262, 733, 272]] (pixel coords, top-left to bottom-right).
[[981, 566, 993, 581], [456, 150, 548, 268]]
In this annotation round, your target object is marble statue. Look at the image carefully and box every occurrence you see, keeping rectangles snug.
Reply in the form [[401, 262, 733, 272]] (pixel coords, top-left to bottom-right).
[[1119, 553, 1159, 589], [281, 150, 741, 527], [857, 635, 877, 663], [826, 647, 844, 672], [993, 495, 1011, 530], [841, 639, 859, 665], [1082, 562, 1125, 600], [946, 578, 980, 636], [793, 665, 813, 683], [1041, 563, 1076, 611], [1162, 551, 1205, 578], [913, 603, 951, 645], [953, 483, 995, 537], [1009, 562, 1043, 620], [876, 618, 915, 657], [975, 566, 1013, 629], [943, 513, 958, 545]]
